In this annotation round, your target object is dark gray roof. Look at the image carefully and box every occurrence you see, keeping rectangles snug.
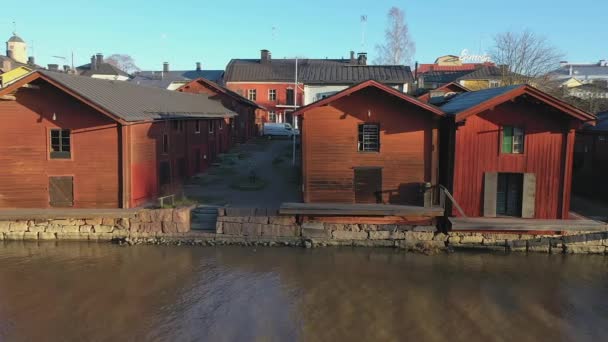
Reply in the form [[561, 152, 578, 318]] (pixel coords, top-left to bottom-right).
[[36, 70, 236, 122], [131, 70, 224, 89], [456, 65, 516, 81], [551, 64, 608, 79], [224, 58, 413, 84], [585, 111, 608, 132], [7, 34, 24, 43], [76, 62, 130, 78], [440, 85, 522, 115], [421, 70, 471, 85]]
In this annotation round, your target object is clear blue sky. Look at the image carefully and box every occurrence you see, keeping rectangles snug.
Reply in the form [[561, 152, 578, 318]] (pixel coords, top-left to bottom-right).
[[2, 0, 606, 71]]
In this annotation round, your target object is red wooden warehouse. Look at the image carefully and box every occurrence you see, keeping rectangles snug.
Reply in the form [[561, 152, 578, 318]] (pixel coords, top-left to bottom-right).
[[439, 85, 596, 219], [176, 77, 264, 144], [293, 80, 444, 205], [0, 70, 237, 209]]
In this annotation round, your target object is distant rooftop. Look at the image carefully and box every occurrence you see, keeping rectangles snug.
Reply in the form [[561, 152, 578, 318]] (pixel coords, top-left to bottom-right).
[[440, 85, 523, 115]]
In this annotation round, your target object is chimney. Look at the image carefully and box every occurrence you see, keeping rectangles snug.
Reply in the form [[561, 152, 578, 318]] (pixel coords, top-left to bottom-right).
[[27, 56, 35, 66], [350, 51, 356, 64], [196, 62, 201, 71], [96, 53, 103, 65], [47, 64, 59, 72], [260, 49, 271, 64], [163, 62, 169, 73], [2, 59, 12, 72], [357, 52, 367, 66], [63, 65, 70, 73], [7, 50, 14, 59], [90, 55, 97, 70]]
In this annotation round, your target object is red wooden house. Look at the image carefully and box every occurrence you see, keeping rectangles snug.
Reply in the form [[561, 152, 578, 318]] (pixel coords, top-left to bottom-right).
[[176, 77, 263, 144], [439, 85, 596, 219], [0, 70, 236, 209], [293, 80, 444, 204]]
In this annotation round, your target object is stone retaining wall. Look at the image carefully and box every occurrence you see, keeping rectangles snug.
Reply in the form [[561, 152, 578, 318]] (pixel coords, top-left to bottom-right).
[[0, 206, 193, 241]]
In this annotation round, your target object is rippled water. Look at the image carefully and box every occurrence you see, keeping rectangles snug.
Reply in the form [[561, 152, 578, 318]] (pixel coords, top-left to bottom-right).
[[0, 242, 607, 341]]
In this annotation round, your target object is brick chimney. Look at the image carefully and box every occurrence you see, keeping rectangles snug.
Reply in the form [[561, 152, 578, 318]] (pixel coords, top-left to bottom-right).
[[261, 49, 271, 64], [96, 53, 103, 65], [357, 52, 367, 66], [163, 62, 169, 73], [196, 62, 201, 71]]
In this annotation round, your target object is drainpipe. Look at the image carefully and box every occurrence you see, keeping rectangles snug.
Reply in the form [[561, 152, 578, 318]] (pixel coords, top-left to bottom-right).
[[292, 58, 298, 166]]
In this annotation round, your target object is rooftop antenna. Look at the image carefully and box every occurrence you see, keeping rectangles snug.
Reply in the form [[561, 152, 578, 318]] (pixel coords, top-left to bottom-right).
[[360, 15, 367, 51], [12, 20, 16, 35]]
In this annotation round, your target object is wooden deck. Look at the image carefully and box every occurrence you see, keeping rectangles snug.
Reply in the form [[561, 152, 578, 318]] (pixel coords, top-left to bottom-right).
[[279, 202, 444, 217], [449, 217, 608, 232]]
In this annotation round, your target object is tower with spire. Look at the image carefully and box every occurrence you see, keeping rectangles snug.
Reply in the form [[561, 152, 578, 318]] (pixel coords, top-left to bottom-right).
[[6, 32, 27, 64]]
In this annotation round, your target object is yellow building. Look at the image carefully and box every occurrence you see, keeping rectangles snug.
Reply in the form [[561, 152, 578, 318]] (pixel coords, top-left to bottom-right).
[[0, 66, 32, 88]]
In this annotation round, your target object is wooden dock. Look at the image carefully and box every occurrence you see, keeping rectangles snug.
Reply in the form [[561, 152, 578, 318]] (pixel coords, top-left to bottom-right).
[[279, 202, 444, 217], [449, 217, 608, 232]]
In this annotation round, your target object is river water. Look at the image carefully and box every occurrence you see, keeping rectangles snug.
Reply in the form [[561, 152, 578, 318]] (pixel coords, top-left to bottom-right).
[[0, 242, 606, 342]]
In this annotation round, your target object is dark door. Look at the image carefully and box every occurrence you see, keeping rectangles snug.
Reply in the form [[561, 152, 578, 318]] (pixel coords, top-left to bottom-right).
[[286, 88, 295, 105], [354, 168, 382, 203], [497, 173, 523, 217], [49, 176, 74, 207], [194, 148, 201, 174]]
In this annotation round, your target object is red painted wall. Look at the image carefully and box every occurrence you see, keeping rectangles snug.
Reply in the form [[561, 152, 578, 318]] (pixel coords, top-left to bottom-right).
[[452, 99, 576, 219], [0, 80, 120, 208], [301, 87, 439, 204], [226, 82, 304, 127]]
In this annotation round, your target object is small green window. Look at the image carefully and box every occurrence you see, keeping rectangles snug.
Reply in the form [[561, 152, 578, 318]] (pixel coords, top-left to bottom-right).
[[502, 126, 524, 154]]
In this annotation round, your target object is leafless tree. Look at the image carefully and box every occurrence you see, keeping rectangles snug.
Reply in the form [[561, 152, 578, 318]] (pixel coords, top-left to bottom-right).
[[490, 30, 563, 86], [373, 7, 415, 66], [105, 54, 141, 74]]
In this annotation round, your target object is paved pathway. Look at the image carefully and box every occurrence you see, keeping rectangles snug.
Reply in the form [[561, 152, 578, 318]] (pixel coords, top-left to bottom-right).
[[184, 137, 301, 209]]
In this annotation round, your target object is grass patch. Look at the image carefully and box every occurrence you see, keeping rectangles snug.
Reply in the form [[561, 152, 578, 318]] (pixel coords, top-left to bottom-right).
[[230, 176, 268, 191], [160, 197, 199, 208]]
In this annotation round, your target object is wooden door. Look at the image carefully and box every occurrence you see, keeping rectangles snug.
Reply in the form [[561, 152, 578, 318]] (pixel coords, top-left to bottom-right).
[[496, 173, 523, 217], [49, 176, 74, 207], [354, 168, 382, 203]]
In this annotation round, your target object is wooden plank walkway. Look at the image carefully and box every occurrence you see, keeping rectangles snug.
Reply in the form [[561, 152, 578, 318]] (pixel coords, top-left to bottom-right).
[[450, 217, 608, 232], [280, 202, 444, 217]]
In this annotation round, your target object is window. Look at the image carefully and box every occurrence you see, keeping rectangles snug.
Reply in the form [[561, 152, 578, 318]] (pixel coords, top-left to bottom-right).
[[248, 89, 257, 101], [219, 120, 223, 130], [268, 89, 277, 101], [358, 123, 380, 152], [268, 111, 277, 123], [209, 121, 214, 133], [502, 126, 524, 154], [489, 80, 501, 88], [172, 121, 179, 131], [162, 134, 169, 154], [286, 88, 294, 104], [50, 129, 71, 159], [195, 120, 201, 134]]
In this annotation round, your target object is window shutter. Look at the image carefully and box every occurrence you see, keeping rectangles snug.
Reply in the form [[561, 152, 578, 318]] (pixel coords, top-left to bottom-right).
[[521, 173, 536, 218], [502, 127, 513, 153], [483, 172, 498, 217]]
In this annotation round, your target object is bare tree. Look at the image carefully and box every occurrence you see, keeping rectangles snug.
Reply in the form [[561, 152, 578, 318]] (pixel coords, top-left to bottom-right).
[[490, 30, 563, 86], [105, 54, 141, 74], [373, 7, 415, 65]]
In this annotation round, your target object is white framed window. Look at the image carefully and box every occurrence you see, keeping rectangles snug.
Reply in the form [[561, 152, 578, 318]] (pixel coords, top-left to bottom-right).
[[268, 111, 277, 123], [489, 80, 501, 88], [209, 121, 214, 134], [219, 120, 223, 130], [268, 89, 276, 101], [248, 89, 257, 101], [502, 126, 524, 154], [195, 120, 200, 134]]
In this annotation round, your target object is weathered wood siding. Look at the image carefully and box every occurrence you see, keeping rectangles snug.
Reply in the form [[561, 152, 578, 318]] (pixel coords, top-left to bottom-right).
[[302, 87, 438, 204], [0, 82, 120, 208], [452, 99, 576, 219]]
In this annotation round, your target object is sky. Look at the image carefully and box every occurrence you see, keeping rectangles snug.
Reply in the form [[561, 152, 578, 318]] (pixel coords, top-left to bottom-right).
[[1, 0, 607, 71]]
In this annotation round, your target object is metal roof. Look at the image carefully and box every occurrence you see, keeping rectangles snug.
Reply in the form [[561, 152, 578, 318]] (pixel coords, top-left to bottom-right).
[[76, 62, 130, 77], [440, 85, 523, 115], [456, 65, 517, 81], [35, 70, 236, 122], [421, 70, 471, 84], [7, 34, 24, 43], [131, 70, 225, 89], [224, 58, 413, 84]]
